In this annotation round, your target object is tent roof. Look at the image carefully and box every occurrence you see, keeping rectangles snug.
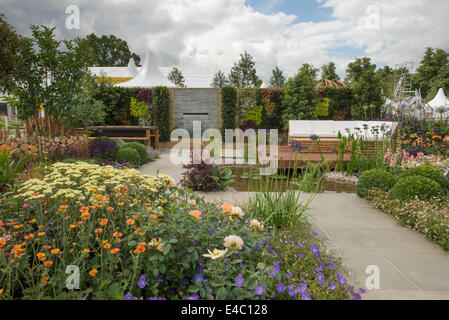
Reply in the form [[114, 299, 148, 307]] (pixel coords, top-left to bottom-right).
[[427, 88, 449, 108]]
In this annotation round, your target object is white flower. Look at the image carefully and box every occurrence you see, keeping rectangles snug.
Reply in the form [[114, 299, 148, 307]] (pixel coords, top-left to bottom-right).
[[249, 219, 264, 231], [230, 206, 245, 219], [223, 235, 244, 250], [203, 248, 228, 260]]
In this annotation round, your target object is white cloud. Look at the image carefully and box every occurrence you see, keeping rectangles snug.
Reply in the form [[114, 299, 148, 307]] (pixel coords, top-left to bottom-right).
[[1, 0, 448, 82]]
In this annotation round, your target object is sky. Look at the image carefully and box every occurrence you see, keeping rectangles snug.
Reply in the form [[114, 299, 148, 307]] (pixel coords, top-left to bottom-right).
[[1, 0, 449, 83]]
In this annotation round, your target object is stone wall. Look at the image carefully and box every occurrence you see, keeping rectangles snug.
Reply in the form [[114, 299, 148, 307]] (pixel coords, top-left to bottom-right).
[[172, 89, 219, 135]]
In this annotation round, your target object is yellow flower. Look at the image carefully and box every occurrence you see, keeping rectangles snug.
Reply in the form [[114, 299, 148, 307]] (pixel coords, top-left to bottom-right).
[[203, 248, 228, 260]]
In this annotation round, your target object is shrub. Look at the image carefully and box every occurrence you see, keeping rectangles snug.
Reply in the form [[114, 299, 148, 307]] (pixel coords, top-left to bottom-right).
[[115, 139, 127, 150], [221, 87, 237, 137], [181, 159, 218, 191], [0, 146, 30, 193], [116, 147, 141, 166], [153, 86, 170, 142], [130, 97, 148, 118], [391, 175, 443, 201], [126, 142, 149, 165], [401, 165, 449, 191], [89, 136, 117, 160], [244, 106, 263, 127], [356, 169, 396, 199]]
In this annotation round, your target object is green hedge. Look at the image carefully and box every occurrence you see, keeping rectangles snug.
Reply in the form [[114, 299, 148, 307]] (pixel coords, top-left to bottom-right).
[[221, 86, 237, 137], [357, 169, 397, 199], [153, 86, 170, 142], [391, 175, 443, 201], [116, 147, 141, 166], [401, 165, 449, 191]]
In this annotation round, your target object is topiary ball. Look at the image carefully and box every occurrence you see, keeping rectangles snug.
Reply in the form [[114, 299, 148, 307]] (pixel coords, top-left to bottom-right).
[[125, 142, 149, 165], [356, 169, 397, 199], [401, 165, 449, 191], [391, 175, 443, 201], [116, 147, 141, 166]]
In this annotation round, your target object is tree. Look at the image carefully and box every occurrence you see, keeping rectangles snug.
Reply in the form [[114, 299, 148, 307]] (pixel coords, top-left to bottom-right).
[[414, 47, 449, 100], [321, 62, 340, 81], [280, 64, 319, 130], [211, 70, 228, 88], [298, 63, 319, 82], [269, 66, 286, 88], [228, 51, 262, 88], [167, 67, 186, 88], [11, 25, 94, 134], [345, 57, 384, 119], [75, 33, 141, 67], [0, 14, 22, 93]]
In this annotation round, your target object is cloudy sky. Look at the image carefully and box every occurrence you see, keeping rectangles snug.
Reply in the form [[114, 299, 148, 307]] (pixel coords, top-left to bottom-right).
[[1, 0, 448, 82]]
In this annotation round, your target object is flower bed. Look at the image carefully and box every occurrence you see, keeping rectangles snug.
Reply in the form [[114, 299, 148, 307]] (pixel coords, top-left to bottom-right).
[[0, 162, 362, 300], [366, 189, 449, 251]]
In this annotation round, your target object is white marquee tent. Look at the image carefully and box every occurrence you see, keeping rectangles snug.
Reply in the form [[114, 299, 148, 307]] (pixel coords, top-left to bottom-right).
[[427, 88, 449, 118]]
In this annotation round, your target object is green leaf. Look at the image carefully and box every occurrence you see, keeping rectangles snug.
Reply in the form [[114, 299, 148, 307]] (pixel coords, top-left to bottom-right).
[[216, 287, 227, 300], [246, 278, 257, 290], [163, 243, 171, 255]]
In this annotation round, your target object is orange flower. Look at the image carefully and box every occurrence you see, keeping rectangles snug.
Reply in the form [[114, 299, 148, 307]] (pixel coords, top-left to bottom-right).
[[43, 245, 52, 249], [133, 244, 146, 254], [0, 238, 6, 247], [148, 215, 158, 219], [89, 269, 98, 277], [69, 224, 77, 229], [50, 249, 60, 255], [83, 248, 90, 253], [36, 252, 46, 261], [189, 210, 202, 220], [99, 218, 108, 226], [110, 248, 120, 254], [38, 232, 45, 236], [80, 206, 90, 212], [126, 219, 135, 225], [221, 203, 233, 211], [28, 219, 36, 224], [190, 200, 196, 206], [106, 207, 114, 212], [103, 243, 112, 249], [44, 260, 53, 267], [118, 202, 124, 206], [24, 233, 34, 240], [146, 207, 152, 211], [95, 228, 102, 233], [81, 211, 90, 220], [113, 232, 123, 238]]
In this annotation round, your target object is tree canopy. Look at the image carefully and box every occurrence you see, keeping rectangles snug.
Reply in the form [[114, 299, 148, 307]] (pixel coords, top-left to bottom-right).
[[0, 14, 23, 93], [210, 70, 228, 88], [321, 62, 340, 81], [167, 67, 186, 88], [269, 66, 286, 88], [75, 33, 141, 67], [414, 47, 449, 100], [228, 51, 262, 88]]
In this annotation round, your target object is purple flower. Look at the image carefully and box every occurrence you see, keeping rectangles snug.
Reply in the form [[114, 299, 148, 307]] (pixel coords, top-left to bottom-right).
[[138, 274, 147, 289], [297, 253, 305, 259], [337, 274, 346, 286], [359, 288, 366, 293], [316, 272, 325, 285], [194, 274, 204, 283], [329, 284, 337, 291], [276, 282, 286, 294], [301, 293, 312, 300], [254, 286, 265, 296], [154, 276, 163, 284], [124, 294, 135, 300], [235, 273, 245, 288], [81, 293, 89, 300], [287, 285, 296, 297], [149, 297, 167, 300], [208, 230, 214, 235], [185, 294, 200, 300], [309, 134, 319, 141], [352, 292, 362, 300]]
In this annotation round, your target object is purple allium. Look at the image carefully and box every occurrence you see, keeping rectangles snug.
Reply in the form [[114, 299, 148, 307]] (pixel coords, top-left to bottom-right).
[[309, 134, 319, 141], [276, 282, 286, 294], [138, 274, 147, 289], [234, 273, 245, 288], [254, 286, 265, 296]]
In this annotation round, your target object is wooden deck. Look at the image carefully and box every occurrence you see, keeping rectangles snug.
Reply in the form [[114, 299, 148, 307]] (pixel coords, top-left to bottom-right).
[[276, 145, 351, 169]]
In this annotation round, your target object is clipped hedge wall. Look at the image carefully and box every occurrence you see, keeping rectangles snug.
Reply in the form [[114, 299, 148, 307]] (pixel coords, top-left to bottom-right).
[[152, 86, 170, 142], [221, 87, 238, 137], [357, 168, 397, 199]]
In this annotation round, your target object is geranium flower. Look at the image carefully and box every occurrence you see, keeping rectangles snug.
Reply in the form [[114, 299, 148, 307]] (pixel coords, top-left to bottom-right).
[[224, 235, 244, 250], [276, 282, 286, 294], [202, 248, 228, 260], [254, 286, 265, 296], [234, 274, 244, 287], [138, 274, 147, 289]]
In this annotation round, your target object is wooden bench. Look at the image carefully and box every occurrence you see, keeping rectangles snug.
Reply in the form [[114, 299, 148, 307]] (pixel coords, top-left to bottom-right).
[[88, 126, 159, 149]]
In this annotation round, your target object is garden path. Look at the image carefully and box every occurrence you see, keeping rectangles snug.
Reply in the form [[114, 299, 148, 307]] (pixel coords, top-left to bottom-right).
[[140, 151, 449, 300]]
